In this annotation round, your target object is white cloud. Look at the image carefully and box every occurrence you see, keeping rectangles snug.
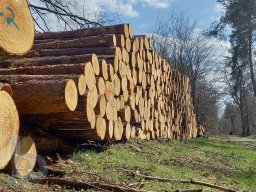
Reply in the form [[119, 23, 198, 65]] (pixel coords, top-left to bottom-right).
[[214, 3, 225, 14], [83, 0, 175, 18], [135, 0, 174, 9]]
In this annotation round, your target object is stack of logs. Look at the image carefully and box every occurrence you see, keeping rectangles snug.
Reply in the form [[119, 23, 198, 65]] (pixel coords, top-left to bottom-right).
[[0, 23, 198, 143]]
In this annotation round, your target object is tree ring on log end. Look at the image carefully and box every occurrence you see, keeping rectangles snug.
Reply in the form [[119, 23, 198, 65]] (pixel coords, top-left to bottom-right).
[[0, 0, 34, 56]]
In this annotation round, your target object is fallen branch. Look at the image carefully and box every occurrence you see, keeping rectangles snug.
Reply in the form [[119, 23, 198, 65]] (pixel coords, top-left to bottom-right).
[[29, 177, 155, 192], [177, 189, 203, 192], [134, 173, 237, 192]]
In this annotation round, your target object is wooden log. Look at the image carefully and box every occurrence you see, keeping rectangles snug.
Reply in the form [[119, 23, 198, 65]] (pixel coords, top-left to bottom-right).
[[5, 78, 78, 114], [105, 120, 114, 139], [36, 24, 131, 40], [123, 123, 131, 140], [113, 117, 123, 140], [0, 63, 86, 76], [112, 74, 121, 96], [0, 54, 98, 69], [0, 91, 20, 169], [0, 0, 34, 60], [0, 82, 13, 95], [98, 59, 108, 80], [33, 34, 116, 50], [78, 74, 87, 96], [57, 129, 105, 141], [96, 77, 106, 96], [105, 81, 114, 102], [125, 38, 131, 52], [118, 61, 127, 78], [10, 136, 37, 177], [25, 47, 119, 58], [95, 116, 106, 140], [84, 62, 97, 91]]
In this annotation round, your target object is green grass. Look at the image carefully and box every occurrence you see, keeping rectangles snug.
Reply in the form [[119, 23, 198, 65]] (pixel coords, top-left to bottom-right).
[[72, 138, 256, 191], [1, 137, 256, 191]]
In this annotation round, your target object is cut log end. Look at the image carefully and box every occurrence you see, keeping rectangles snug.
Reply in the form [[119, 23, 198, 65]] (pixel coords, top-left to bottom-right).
[[65, 79, 78, 112], [84, 62, 96, 91], [92, 54, 100, 76], [0, 91, 19, 169], [78, 74, 87, 96], [0, 0, 34, 57], [12, 136, 37, 177], [96, 117, 106, 140]]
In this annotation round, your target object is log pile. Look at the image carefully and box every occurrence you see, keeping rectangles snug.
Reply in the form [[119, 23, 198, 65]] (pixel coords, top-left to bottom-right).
[[0, 23, 198, 144]]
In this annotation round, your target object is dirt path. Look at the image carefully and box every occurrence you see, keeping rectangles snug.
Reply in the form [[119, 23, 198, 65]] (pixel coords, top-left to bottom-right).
[[220, 136, 256, 150]]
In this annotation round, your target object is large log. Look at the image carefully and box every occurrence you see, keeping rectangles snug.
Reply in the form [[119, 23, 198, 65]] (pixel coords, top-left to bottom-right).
[[2, 77, 78, 114], [0, 0, 34, 60], [0, 64, 86, 75], [0, 54, 98, 69], [0, 91, 20, 169], [35, 24, 131, 40], [24, 47, 119, 58], [33, 34, 116, 50]]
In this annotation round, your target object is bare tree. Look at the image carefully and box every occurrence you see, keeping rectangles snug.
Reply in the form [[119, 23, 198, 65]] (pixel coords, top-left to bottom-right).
[[28, 0, 120, 32], [152, 11, 219, 130]]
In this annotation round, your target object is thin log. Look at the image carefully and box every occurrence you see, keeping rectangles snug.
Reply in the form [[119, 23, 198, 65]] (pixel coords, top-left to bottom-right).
[[33, 34, 116, 50], [35, 23, 131, 39], [134, 173, 237, 192]]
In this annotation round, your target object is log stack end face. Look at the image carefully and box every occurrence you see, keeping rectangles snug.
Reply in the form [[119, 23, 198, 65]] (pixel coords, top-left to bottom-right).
[[0, 91, 19, 169], [0, 23, 199, 147]]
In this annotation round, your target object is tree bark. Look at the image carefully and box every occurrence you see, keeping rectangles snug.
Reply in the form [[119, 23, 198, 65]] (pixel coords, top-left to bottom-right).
[[35, 23, 131, 39]]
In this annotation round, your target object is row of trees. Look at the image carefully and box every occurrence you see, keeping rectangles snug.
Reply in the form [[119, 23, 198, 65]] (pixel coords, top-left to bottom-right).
[[151, 12, 220, 134], [26, 0, 256, 136], [212, 0, 256, 136]]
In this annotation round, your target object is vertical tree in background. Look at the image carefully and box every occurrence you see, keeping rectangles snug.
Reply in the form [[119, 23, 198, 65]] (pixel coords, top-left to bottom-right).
[[211, 0, 256, 136]]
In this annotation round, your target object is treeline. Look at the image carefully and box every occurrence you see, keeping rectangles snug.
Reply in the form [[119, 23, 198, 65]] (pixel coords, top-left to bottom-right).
[[211, 0, 256, 136], [151, 11, 220, 134]]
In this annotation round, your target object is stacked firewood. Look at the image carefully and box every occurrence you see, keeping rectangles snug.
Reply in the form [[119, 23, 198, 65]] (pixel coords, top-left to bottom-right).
[[0, 23, 197, 143]]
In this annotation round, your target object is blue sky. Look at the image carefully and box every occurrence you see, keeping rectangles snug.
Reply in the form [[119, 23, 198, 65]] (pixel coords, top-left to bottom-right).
[[32, 0, 222, 35], [111, 0, 221, 35]]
